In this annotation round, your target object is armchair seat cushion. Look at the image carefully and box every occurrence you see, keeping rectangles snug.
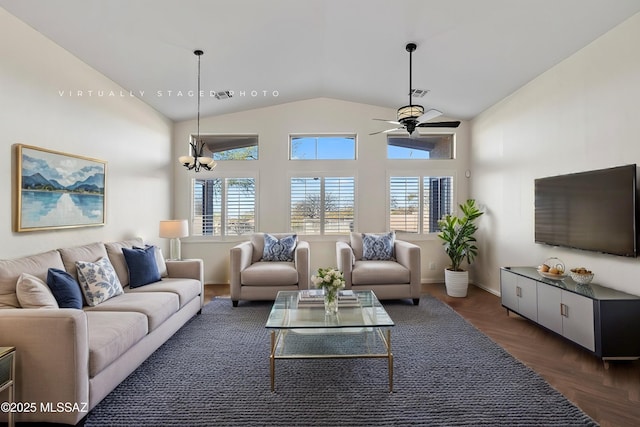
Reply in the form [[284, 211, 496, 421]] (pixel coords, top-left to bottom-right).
[[241, 261, 298, 286], [351, 260, 410, 285]]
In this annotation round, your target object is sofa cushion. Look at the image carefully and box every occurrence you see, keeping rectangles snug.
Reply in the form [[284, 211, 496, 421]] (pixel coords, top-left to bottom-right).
[[262, 233, 297, 262], [351, 260, 410, 285], [86, 311, 148, 377], [46, 268, 84, 309], [123, 246, 162, 288], [241, 261, 298, 286], [16, 273, 59, 309], [104, 238, 145, 286], [59, 242, 108, 281], [125, 277, 200, 308], [84, 292, 179, 331], [362, 232, 395, 261], [0, 249, 65, 309], [76, 257, 124, 306]]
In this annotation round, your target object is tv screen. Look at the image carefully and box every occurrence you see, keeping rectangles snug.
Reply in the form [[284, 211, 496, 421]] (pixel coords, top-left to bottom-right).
[[534, 165, 638, 257]]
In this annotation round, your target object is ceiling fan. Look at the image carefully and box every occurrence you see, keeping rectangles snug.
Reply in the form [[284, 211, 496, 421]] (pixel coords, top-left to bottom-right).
[[370, 43, 460, 136]]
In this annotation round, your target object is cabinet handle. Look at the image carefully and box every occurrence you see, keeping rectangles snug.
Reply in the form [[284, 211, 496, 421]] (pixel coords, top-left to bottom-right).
[[560, 303, 568, 317], [516, 286, 522, 297]]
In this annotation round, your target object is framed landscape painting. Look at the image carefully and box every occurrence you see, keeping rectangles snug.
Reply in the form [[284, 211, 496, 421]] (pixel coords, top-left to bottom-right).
[[15, 144, 107, 232]]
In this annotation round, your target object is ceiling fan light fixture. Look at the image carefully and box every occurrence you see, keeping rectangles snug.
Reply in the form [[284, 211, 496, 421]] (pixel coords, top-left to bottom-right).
[[397, 105, 424, 122], [371, 42, 460, 135]]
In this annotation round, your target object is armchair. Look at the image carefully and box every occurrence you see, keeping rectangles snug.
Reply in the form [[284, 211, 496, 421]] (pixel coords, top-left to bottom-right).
[[230, 233, 310, 306], [336, 232, 421, 305]]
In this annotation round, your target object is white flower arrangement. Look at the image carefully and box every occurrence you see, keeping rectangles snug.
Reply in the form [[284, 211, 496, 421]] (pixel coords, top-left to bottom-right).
[[311, 267, 346, 294]]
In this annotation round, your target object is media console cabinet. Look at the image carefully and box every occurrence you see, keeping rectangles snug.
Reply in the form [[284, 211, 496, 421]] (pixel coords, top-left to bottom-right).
[[500, 267, 640, 363]]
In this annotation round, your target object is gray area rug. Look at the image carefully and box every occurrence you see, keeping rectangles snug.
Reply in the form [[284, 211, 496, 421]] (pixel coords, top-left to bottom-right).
[[85, 296, 597, 426]]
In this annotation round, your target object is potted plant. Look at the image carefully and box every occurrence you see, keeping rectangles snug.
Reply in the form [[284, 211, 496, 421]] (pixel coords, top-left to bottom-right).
[[437, 199, 484, 297]]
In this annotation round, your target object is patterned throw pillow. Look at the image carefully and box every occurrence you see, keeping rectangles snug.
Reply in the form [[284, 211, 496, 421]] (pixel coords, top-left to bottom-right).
[[262, 234, 297, 262], [75, 257, 124, 307], [362, 232, 395, 261]]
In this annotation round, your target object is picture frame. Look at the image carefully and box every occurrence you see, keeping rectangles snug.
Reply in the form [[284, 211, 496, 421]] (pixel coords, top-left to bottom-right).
[[14, 144, 107, 232]]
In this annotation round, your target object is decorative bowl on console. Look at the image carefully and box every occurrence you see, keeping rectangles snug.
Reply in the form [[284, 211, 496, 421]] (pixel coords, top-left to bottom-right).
[[569, 268, 594, 285]]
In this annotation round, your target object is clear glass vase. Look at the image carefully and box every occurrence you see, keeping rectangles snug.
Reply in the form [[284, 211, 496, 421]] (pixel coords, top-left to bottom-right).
[[324, 288, 339, 315]]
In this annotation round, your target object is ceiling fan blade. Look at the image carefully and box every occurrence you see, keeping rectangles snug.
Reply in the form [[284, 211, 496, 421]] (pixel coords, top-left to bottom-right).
[[417, 121, 461, 128], [373, 118, 401, 125], [369, 127, 402, 136], [417, 109, 443, 123]]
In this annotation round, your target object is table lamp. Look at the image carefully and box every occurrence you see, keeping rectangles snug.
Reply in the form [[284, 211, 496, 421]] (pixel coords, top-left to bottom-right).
[[159, 220, 189, 260]]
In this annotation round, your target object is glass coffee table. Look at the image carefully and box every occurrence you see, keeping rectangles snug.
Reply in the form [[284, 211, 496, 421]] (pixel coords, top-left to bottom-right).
[[265, 290, 395, 392]]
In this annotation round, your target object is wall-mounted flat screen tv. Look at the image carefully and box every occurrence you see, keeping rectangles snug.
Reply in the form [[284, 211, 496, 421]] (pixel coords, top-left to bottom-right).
[[534, 164, 638, 257]]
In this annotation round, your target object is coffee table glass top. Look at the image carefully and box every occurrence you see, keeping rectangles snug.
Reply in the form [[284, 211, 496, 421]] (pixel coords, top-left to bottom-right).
[[265, 290, 394, 329]]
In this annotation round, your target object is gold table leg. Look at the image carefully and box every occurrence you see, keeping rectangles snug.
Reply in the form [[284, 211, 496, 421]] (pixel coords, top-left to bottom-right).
[[270, 331, 276, 392], [387, 329, 393, 393]]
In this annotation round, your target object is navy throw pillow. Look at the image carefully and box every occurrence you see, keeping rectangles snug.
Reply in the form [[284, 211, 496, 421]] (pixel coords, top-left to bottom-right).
[[46, 268, 83, 309], [123, 245, 162, 288]]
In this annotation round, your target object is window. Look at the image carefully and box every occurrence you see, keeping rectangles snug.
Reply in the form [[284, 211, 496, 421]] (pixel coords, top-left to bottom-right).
[[387, 134, 454, 159], [290, 176, 355, 234], [290, 135, 356, 160], [192, 177, 256, 236], [389, 175, 453, 233], [194, 134, 258, 160]]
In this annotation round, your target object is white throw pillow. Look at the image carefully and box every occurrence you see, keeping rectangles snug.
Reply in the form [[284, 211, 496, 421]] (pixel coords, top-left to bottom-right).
[[16, 273, 59, 309], [154, 246, 168, 277], [76, 257, 124, 306]]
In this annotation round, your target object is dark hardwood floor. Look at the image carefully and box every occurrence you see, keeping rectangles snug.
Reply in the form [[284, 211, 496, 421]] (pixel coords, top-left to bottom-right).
[[204, 283, 640, 427]]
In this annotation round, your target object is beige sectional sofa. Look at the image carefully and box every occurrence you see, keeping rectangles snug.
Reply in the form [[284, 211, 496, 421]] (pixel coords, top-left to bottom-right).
[[0, 238, 204, 425]]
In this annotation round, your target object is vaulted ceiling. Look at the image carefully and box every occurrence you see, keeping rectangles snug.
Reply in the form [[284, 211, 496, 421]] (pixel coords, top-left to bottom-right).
[[2, 0, 639, 122]]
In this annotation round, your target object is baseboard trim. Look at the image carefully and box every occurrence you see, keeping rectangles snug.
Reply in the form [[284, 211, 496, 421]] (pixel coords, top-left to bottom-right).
[[421, 280, 501, 297], [471, 282, 500, 297]]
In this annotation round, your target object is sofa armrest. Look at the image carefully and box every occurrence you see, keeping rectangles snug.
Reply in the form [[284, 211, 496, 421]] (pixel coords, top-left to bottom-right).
[[165, 259, 203, 283], [0, 309, 89, 425], [336, 241, 354, 288], [294, 241, 310, 290], [229, 241, 254, 301], [166, 259, 204, 307], [395, 239, 422, 298]]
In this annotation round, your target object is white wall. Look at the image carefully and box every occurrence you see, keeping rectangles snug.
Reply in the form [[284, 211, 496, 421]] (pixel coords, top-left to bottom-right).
[[172, 98, 471, 284], [0, 9, 173, 259], [471, 13, 640, 296]]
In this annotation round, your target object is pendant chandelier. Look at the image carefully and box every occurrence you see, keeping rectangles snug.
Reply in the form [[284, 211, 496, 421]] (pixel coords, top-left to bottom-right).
[[178, 49, 216, 172]]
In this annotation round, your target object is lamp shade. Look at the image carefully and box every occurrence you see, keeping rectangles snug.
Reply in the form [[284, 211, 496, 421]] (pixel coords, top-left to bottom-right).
[[159, 220, 189, 239], [178, 155, 194, 165]]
